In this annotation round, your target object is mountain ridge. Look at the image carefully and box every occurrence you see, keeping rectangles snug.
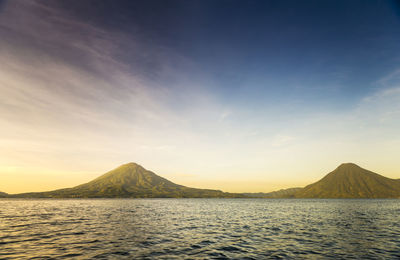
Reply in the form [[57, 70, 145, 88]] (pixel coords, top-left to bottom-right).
[[243, 187, 302, 198], [2, 162, 400, 198]]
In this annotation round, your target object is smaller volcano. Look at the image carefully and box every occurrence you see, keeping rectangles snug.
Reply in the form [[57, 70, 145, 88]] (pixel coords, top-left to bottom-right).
[[294, 163, 400, 198]]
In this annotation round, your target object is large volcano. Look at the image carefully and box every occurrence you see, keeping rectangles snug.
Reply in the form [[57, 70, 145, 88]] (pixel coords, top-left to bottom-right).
[[13, 163, 243, 198]]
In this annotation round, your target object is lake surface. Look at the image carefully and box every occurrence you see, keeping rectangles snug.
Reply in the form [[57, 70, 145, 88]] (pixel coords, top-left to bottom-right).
[[1, 199, 400, 259]]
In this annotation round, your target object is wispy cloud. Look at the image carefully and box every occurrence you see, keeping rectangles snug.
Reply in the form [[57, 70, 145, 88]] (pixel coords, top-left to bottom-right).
[[0, 1, 399, 193], [0, 1, 237, 184]]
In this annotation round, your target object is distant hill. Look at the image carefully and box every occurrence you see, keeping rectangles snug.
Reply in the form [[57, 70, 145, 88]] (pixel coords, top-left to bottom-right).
[[294, 163, 400, 198], [243, 188, 302, 198], [0, 192, 8, 197], [12, 163, 245, 198]]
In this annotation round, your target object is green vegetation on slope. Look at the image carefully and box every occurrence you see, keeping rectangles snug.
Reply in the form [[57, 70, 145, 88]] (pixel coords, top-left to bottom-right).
[[294, 163, 400, 198]]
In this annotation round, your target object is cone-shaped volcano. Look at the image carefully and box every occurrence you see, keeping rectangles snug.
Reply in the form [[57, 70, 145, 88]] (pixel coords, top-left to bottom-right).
[[294, 163, 400, 198], [13, 163, 243, 198]]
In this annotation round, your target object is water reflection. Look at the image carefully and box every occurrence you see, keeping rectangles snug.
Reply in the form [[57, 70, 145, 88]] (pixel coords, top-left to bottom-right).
[[0, 199, 399, 259]]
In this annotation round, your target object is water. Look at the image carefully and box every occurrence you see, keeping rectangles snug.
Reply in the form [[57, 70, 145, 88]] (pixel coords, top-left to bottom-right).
[[1, 199, 400, 259]]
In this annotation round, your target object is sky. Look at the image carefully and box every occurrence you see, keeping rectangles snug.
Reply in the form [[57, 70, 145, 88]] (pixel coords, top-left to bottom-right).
[[1, 0, 400, 193]]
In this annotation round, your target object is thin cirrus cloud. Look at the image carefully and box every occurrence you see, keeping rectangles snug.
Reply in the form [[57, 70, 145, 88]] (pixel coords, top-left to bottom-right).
[[0, 0, 399, 193], [0, 0, 238, 192]]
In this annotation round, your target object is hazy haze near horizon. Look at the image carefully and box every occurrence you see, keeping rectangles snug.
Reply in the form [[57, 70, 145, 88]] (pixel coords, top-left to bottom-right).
[[1, 0, 400, 193]]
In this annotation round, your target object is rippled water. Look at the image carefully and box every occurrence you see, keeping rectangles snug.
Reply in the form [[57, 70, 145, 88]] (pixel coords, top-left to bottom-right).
[[1, 199, 400, 259]]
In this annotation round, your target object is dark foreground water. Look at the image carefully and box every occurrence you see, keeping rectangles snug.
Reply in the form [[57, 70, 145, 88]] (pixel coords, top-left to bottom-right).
[[1, 199, 400, 259]]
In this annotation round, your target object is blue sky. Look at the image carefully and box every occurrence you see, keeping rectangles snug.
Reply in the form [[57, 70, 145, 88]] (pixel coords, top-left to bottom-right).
[[1, 0, 400, 193]]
